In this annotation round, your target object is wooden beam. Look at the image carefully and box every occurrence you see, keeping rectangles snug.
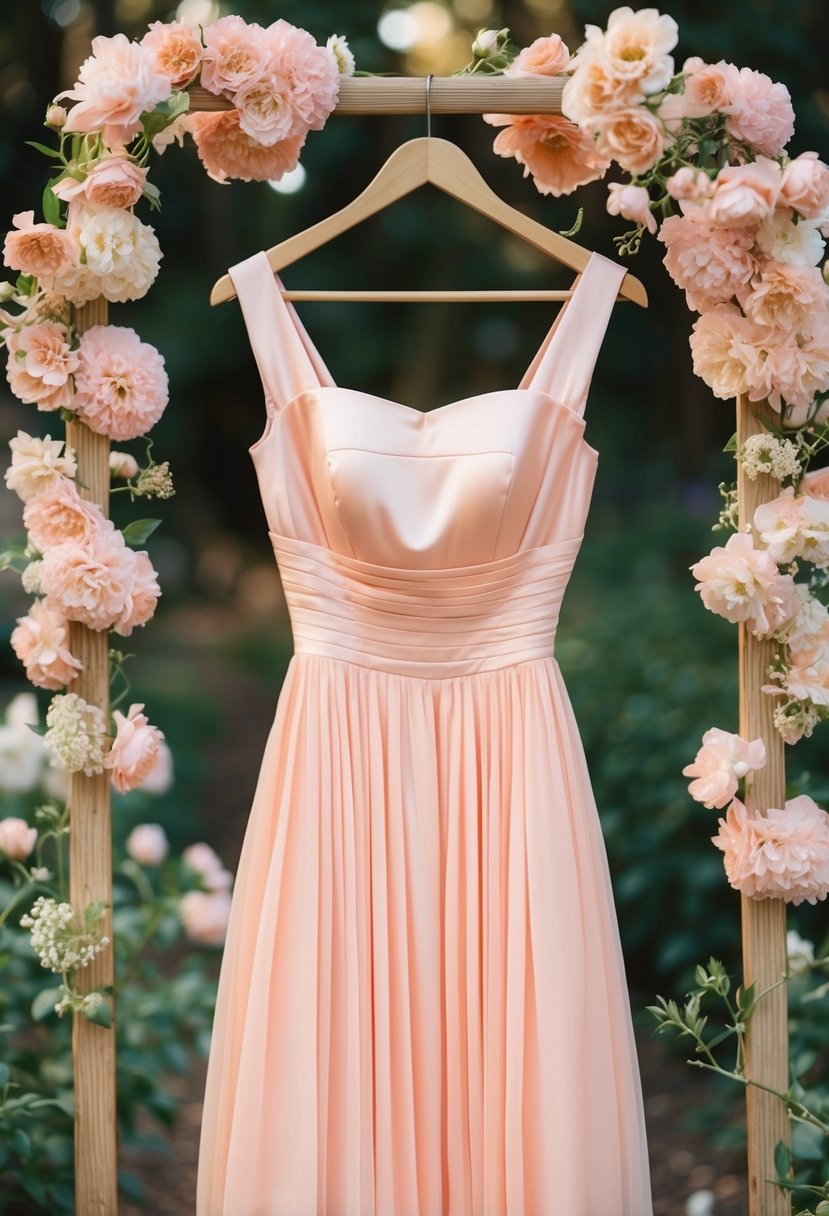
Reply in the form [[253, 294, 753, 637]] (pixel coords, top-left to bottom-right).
[[736, 393, 791, 1216], [188, 75, 565, 116], [66, 295, 118, 1216]]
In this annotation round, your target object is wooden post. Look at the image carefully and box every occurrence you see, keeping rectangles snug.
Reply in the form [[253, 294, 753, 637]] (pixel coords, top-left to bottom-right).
[[66, 295, 117, 1216], [736, 393, 791, 1216]]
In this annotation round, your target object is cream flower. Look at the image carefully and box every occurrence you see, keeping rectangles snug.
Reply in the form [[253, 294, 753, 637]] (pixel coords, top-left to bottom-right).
[[73, 325, 168, 441], [755, 487, 829, 568], [5, 321, 78, 411], [0, 693, 44, 794], [2, 211, 78, 283], [43, 692, 108, 776], [325, 34, 355, 77], [0, 816, 38, 861], [54, 203, 162, 304], [596, 5, 678, 94], [690, 530, 799, 638], [688, 304, 763, 398], [682, 728, 766, 809], [484, 113, 610, 197], [11, 599, 83, 691], [739, 433, 801, 482], [105, 703, 164, 794], [58, 32, 171, 148], [125, 823, 169, 866], [4, 431, 77, 503], [756, 214, 826, 268], [712, 796, 829, 905]]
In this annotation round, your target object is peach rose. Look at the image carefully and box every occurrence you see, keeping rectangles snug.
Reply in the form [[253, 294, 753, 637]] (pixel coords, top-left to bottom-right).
[[200, 15, 269, 96], [3, 211, 77, 281], [749, 316, 829, 415], [4, 431, 77, 502], [691, 530, 799, 638], [40, 522, 138, 631], [665, 167, 713, 203], [593, 106, 668, 175], [561, 55, 641, 123], [105, 702, 165, 794], [786, 606, 829, 707], [738, 262, 827, 331], [23, 478, 104, 553], [682, 727, 766, 809], [138, 739, 174, 794], [780, 152, 829, 221], [113, 550, 160, 637], [688, 304, 764, 398], [141, 20, 203, 88], [683, 61, 732, 114], [58, 33, 171, 148], [125, 822, 169, 866], [712, 796, 829, 905], [73, 325, 169, 441], [801, 467, 829, 501], [266, 19, 340, 133], [606, 182, 656, 234], [11, 599, 83, 690], [706, 157, 781, 229], [722, 65, 795, 159], [182, 841, 224, 879], [5, 321, 78, 411], [507, 34, 571, 77], [53, 155, 147, 210], [233, 71, 297, 146], [179, 889, 232, 944], [484, 113, 610, 197], [186, 110, 307, 184], [754, 486, 808, 564], [0, 816, 38, 861]]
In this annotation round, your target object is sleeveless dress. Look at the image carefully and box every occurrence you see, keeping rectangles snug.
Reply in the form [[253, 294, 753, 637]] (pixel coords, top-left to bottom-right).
[[196, 248, 654, 1216]]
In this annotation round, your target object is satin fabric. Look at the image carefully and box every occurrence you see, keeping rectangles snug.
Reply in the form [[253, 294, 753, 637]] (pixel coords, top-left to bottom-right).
[[196, 249, 654, 1215]]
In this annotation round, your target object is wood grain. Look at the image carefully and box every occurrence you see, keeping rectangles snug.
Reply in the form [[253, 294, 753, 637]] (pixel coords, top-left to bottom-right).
[[188, 75, 565, 116], [66, 295, 118, 1216], [737, 394, 791, 1216]]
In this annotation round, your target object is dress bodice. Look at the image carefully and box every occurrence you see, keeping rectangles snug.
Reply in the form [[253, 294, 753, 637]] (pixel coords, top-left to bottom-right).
[[227, 249, 626, 677]]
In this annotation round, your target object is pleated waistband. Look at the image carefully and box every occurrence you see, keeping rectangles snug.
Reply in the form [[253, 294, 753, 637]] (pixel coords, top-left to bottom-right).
[[269, 532, 581, 679]]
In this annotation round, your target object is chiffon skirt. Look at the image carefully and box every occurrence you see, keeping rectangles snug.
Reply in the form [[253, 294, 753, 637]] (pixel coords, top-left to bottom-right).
[[195, 653, 653, 1216]]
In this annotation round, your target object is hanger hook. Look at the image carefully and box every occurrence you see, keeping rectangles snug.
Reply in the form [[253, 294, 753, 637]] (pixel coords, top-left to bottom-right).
[[425, 73, 433, 139]]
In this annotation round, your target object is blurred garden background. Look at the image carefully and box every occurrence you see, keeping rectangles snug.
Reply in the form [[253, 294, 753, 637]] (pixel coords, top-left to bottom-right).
[[1, 0, 828, 1213]]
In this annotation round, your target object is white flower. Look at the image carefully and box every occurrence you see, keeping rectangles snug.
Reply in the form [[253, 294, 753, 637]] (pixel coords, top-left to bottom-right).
[[19, 894, 110, 973], [773, 698, 822, 744], [21, 560, 44, 595], [756, 214, 826, 268], [53, 204, 162, 304], [151, 112, 188, 155], [4, 431, 77, 503], [786, 929, 816, 974], [30, 865, 53, 881], [43, 693, 108, 776], [109, 451, 139, 479], [685, 1191, 716, 1216], [326, 33, 355, 76], [0, 692, 45, 793], [739, 434, 801, 482]]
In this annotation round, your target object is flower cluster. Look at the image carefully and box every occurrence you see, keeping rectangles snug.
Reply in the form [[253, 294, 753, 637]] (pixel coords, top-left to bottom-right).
[[43, 693, 108, 776], [19, 893, 110, 972]]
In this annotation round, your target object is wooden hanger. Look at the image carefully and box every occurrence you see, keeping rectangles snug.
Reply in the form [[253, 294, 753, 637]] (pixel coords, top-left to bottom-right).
[[210, 80, 648, 308]]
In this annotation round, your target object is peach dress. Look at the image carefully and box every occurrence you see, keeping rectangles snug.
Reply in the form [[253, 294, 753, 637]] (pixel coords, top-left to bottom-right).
[[196, 249, 654, 1216]]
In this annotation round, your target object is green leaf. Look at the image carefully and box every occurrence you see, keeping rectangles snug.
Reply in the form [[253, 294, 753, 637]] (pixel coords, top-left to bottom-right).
[[723, 432, 738, 453], [31, 985, 62, 1022], [773, 1139, 792, 1179], [10, 1127, 31, 1159], [42, 180, 63, 228], [0, 1061, 9, 1087], [82, 992, 112, 1028], [0, 549, 29, 573], [25, 140, 63, 159], [121, 518, 161, 546], [736, 981, 756, 1019]]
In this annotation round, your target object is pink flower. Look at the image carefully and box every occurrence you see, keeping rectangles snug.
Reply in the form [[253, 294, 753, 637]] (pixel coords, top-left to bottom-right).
[[58, 33, 171, 148], [0, 816, 38, 861], [721, 65, 795, 158], [689, 303, 764, 396], [712, 796, 829, 905], [266, 19, 340, 133], [780, 152, 829, 221], [5, 321, 78, 411], [786, 611, 829, 707], [114, 551, 160, 638], [665, 167, 713, 203], [561, 55, 642, 123], [200, 15, 269, 97], [748, 315, 829, 416], [738, 262, 827, 331], [73, 325, 168, 441], [592, 106, 669, 175], [125, 822, 169, 865], [53, 155, 147, 210], [186, 110, 306, 184], [705, 157, 781, 229], [179, 888, 232, 944], [3, 211, 77, 282], [10, 599, 83, 690], [506, 35, 571, 77], [754, 486, 807, 564], [484, 113, 610, 197], [682, 61, 733, 115], [233, 71, 297, 146], [691, 530, 799, 638], [138, 739, 174, 794], [592, 5, 678, 94], [683, 727, 766, 809], [182, 841, 224, 879], [606, 183, 656, 234], [105, 703, 164, 794], [40, 522, 137, 631], [109, 451, 139, 480], [141, 20, 203, 88], [801, 468, 829, 501], [23, 478, 104, 553]]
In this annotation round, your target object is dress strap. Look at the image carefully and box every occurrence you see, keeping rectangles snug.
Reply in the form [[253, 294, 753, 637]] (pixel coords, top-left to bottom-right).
[[227, 250, 334, 413], [519, 251, 628, 416]]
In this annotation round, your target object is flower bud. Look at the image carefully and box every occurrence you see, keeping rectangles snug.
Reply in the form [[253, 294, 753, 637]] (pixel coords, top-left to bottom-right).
[[472, 27, 509, 59], [109, 451, 139, 479], [45, 105, 67, 129]]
